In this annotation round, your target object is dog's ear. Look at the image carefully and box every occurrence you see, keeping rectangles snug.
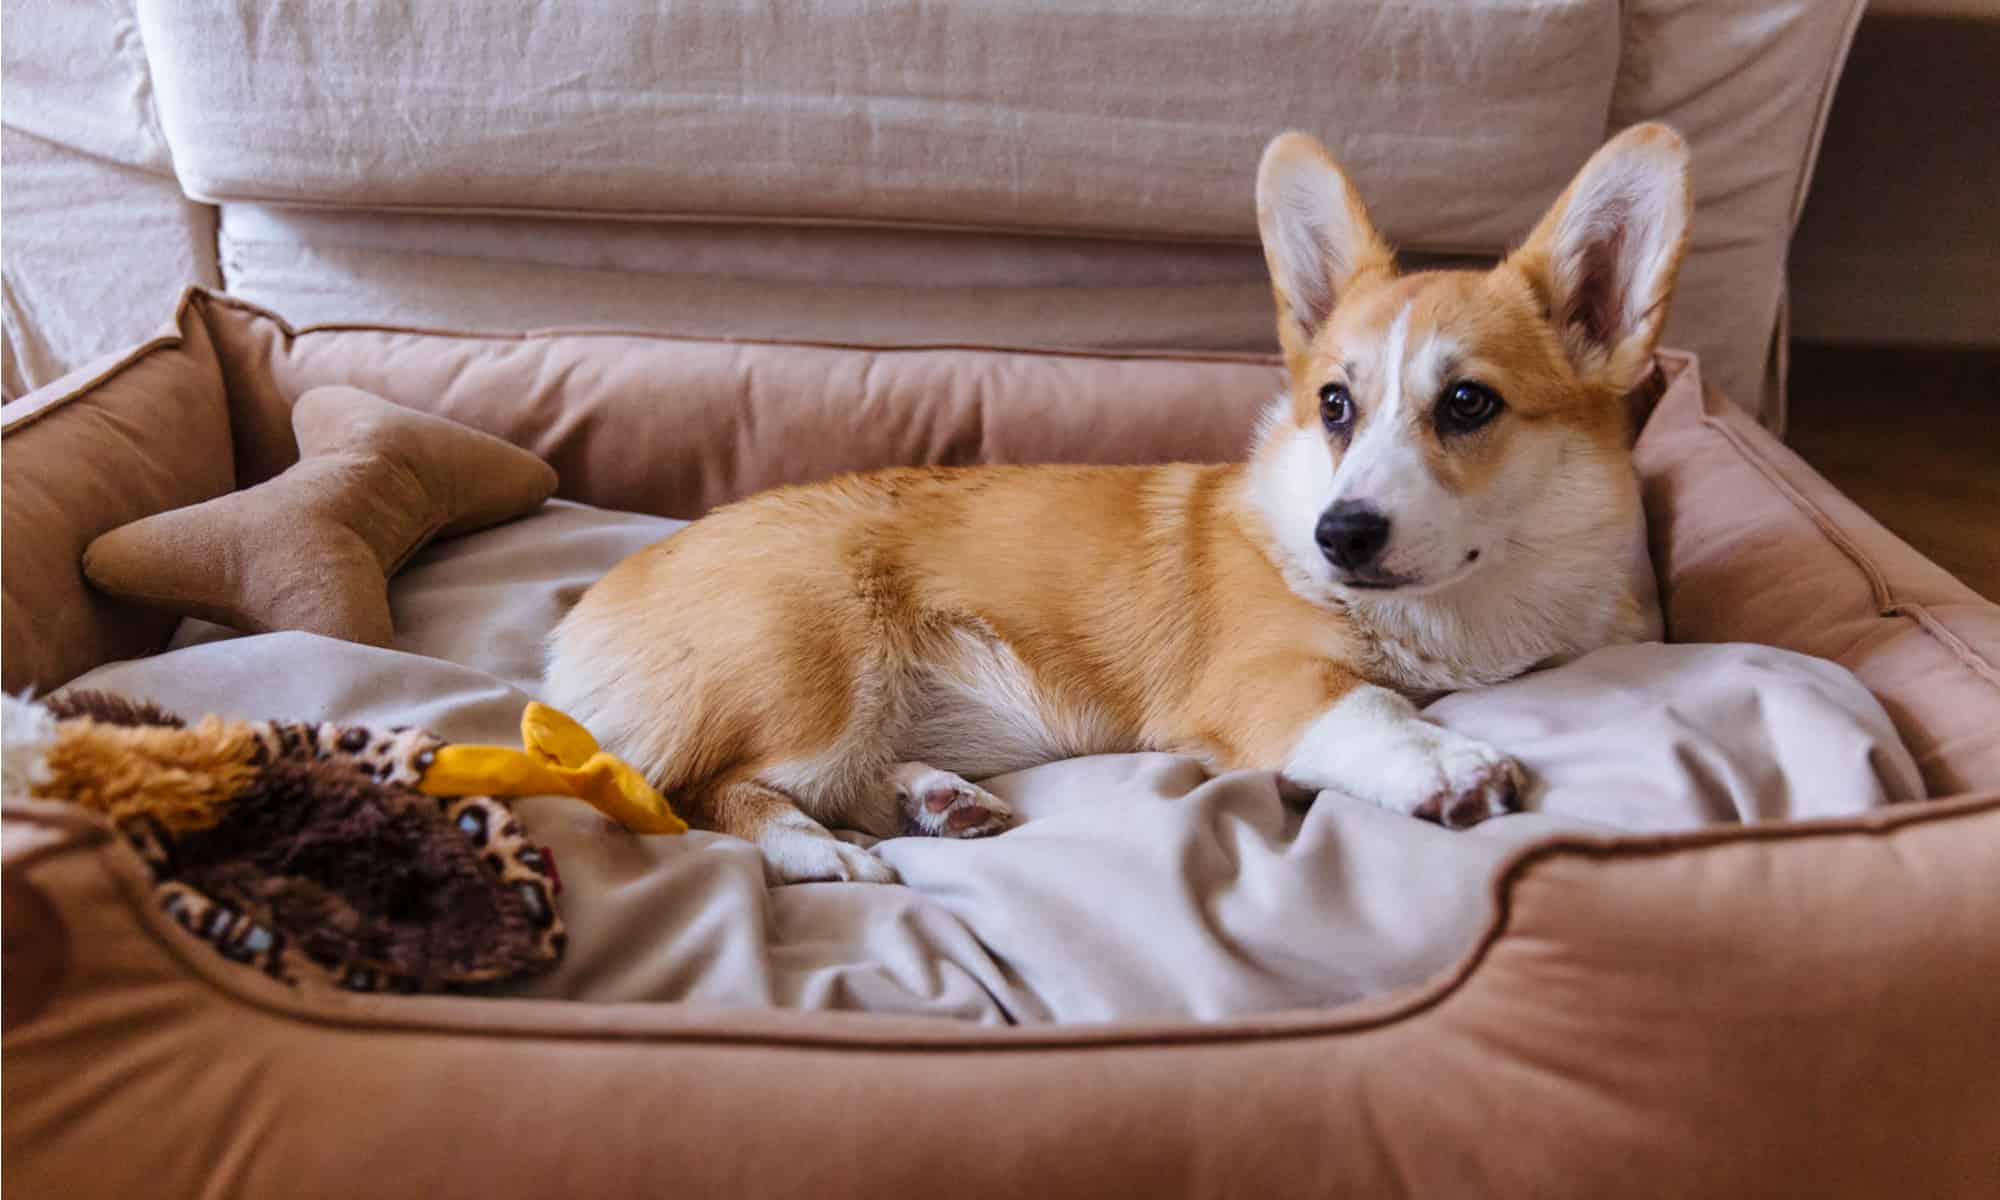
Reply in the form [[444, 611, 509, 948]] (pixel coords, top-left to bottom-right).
[[1256, 132, 1394, 373], [1509, 123, 1692, 396]]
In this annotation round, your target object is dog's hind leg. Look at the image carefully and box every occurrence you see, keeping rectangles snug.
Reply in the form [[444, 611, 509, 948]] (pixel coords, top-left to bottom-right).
[[706, 778, 900, 885]]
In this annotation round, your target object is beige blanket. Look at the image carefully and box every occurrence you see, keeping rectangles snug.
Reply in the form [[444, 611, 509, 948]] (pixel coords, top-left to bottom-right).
[[69, 501, 1924, 1023]]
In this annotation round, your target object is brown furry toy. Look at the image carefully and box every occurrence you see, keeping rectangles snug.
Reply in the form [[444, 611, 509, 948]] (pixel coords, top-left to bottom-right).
[[2, 691, 565, 993]]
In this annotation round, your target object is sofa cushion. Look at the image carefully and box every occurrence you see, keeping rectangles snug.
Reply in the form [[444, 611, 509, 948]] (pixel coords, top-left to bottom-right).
[[0, 128, 221, 400], [139, 0, 1618, 246], [207, 204, 1286, 361], [131, 0, 1865, 421], [0, 0, 223, 399]]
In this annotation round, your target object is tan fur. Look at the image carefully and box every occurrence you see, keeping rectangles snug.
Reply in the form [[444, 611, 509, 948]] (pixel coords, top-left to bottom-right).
[[551, 465, 1356, 822], [548, 124, 1692, 881], [38, 716, 259, 831]]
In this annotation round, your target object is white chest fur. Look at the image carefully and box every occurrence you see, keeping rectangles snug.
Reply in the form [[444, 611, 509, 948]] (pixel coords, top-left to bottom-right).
[[894, 628, 1128, 779], [1343, 500, 1660, 695]]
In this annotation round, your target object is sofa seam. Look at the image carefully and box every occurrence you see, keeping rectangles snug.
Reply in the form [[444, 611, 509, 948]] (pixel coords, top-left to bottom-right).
[[179, 189, 1273, 245], [115, 1, 175, 177], [187, 193, 1508, 260]]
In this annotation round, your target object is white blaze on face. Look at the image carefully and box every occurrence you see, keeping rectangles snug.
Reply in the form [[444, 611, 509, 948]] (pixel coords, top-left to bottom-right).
[[1324, 304, 1473, 586], [1247, 300, 1492, 597]]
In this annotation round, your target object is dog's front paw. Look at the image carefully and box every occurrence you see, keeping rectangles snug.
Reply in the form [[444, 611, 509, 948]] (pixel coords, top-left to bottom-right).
[[1288, 686, 1524, 830], [1404, 737, 1523, 830]]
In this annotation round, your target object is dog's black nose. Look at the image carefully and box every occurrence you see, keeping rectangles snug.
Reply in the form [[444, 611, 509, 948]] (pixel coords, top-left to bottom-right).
[[1316, 502, 1391, 570]]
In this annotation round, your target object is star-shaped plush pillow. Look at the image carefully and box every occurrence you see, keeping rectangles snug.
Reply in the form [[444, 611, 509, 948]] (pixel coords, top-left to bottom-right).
[[84, 386, 558, 646]]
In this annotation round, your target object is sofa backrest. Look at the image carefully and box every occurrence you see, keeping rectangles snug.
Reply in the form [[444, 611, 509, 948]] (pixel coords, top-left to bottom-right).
[[120, 0, 1861, 428]]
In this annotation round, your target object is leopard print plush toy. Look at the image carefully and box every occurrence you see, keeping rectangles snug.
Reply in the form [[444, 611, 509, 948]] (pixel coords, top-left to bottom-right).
[[5, 691, 565, 993]]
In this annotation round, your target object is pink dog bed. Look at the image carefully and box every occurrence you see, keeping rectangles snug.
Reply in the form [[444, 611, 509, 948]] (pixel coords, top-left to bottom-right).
[[4, 290, 1996, 1196]]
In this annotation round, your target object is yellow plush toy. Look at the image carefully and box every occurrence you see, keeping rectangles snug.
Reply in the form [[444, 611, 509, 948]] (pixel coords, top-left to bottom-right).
[[418, 702, 687, 835]]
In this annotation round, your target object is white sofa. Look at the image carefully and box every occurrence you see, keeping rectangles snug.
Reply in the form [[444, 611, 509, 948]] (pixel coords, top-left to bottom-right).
[[3, 0, 1917, 433]]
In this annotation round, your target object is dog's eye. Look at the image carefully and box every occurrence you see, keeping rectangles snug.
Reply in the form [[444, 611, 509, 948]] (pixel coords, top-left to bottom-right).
[[1438, 381, 1504, 434], [1318, 382, 1354, 431]]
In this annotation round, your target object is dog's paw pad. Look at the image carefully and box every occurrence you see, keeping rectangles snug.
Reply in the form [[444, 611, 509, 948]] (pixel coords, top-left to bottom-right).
[[1412, 754, 1521, 830], [893, 763, 1014, 840]]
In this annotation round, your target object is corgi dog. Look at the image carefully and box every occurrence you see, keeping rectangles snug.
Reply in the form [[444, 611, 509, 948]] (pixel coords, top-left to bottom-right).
[[546, 124, 1690, 884]]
